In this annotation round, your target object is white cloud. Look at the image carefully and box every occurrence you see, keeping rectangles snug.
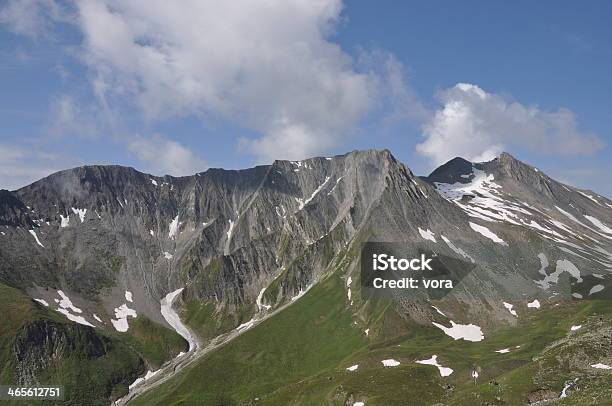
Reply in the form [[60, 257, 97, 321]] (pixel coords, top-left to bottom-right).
[[0, 0, 68, 38], [73, 0, 376, 163], [3, 0, 427, 166], [417, 83, 603, 166], [127, 134, 207, 176]]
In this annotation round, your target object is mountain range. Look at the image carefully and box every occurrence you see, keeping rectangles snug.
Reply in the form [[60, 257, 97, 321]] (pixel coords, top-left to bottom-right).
[[1, 149, 612, 405]]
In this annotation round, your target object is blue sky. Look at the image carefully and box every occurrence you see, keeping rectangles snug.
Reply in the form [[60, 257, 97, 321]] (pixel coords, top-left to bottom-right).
[[0, 0, 610, 196]]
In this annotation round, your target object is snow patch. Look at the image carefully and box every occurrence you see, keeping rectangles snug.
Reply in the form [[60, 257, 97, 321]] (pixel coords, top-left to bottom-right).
[[93, 314, 102, 323], [34, 298, 49, 307], [256, 287, 271, 311], [111, 304, 137, 332], [591, 363, 612, 370], [346, 364, 359, 372], [415, 355, 453, 377], [578, 191, 599, 204], [151, 179, 158, 186], [527, 299, 540, 309], [327, 176, 343, 195], [225, 219, 236, 254], [128, 371, 159, 390], [128, 378, 144, 390], [57, 308, 94, 327], [125, 291, 133, 302], [556, 206, 610, 238], [163, 251, 173, 259], [54, 291, 94, 326], [60, 214, 70, 228], [534, 259, 582, 290], [168, 215, 180, 239], [434, 168, 528, 225], [432, 305, 446, 317], [537, 253, 549, 276], [381, 359, 400, 367], [585, 215, 612, 234], [418, 227, 436, 243], [570, 325, 582, 331], [550, 219, 574, 235], [495, 348, 510, 354], [522, 220, 562, 238], [29, 230, 44, 247], [299, 176, 330, 209], [503, 302, 517, 317], [560, 378, 579, 399], [57, 290, 82, 313], [469, 222, 508, 246], [161, 288, 197, 351], [236, 317, 257, 332], [71, 207, 87, 223], [589, 284, 604, 295], [432, 320, 484, 342]]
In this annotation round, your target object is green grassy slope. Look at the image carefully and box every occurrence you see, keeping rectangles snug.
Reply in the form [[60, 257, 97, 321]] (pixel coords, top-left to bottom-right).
[[130, 269, 377, 405], [113, 316, 188, 370], [0, 282, 187, 405], [129, 270, 612, 406]]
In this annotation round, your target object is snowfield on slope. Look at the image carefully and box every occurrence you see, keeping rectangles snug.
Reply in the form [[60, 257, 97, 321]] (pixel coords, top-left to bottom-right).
[[161, 288, 197, 351], [432, 320, 484, 342], [419, 227, 437, 242], [111, 304, 137, 332], [469, 222, 508, 246], [415, 355, 453, 377]]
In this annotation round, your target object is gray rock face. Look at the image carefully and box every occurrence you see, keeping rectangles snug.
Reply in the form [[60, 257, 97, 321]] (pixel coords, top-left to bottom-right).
[[0, 189, 34, 227], [1, 149, 611, 350], [13, 319, 119, 385]]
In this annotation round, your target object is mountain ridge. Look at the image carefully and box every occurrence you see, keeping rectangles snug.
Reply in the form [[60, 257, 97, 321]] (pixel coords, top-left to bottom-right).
[[1, 148, 611, 405]]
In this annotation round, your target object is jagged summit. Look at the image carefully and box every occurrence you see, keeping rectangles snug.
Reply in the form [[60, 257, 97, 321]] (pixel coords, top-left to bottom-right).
[[424, 156, 474, 185], [12, 149, 400, 193]]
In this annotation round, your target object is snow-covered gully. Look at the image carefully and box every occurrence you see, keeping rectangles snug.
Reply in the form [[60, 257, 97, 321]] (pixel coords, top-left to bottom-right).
[[115, 287, 308, 405]]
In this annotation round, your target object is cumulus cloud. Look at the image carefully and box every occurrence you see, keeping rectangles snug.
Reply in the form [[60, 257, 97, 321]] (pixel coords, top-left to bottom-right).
[[127, 135, 207, 176], [72, 0, 376, 163], [417, 83, 603, 166]]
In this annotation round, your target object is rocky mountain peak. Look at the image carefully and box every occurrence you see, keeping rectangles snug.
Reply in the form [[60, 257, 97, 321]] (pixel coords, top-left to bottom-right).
[[425, 156, 473, 185], [0, 189, 33, 227]]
